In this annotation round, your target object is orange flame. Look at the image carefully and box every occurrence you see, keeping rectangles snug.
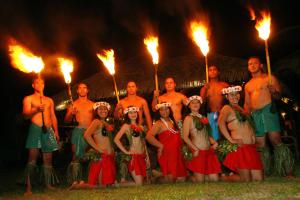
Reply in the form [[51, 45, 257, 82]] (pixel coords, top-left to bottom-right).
[[97, 49, 115, 75], [58, 57, 74, 84], [248, 6, 256, 20], [190, 21, 209, 56], [255, 11, 271, 40], [144, 36, 159, 64], [8, 40, 44, 73]]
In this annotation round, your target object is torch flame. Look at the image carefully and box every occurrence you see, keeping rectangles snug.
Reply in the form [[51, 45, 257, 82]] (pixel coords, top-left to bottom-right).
[[97, 49, 115, 75], [248, 6, 256, 20], [255, 11, 271, 40], [8, 40, 44, 73], [190, 21, 209, 56], [58, 57, 74, 84], [144, 36, 159, 64]]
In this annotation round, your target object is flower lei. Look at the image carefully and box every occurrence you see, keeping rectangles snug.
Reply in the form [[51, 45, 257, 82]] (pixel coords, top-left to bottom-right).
[[230, 104, 255, 130], [100, 120, 116, 145], [190, 113, 212, 137], [126, 124, 145, 145]]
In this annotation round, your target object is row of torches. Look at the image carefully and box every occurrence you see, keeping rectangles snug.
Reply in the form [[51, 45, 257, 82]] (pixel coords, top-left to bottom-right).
[[8, 11, 272, 105]]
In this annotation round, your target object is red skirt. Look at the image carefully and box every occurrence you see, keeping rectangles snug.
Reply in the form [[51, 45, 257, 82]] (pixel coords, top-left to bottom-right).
[[88, 153, 116, 186], [223, 144, 263, 172], [128, 154, 147, 177], [158, 130, 187, 178], [187, 148, 221, 174]]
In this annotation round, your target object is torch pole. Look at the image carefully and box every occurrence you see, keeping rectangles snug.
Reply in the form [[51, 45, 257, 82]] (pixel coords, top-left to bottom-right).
[[205, 55, 209, 83], [39, 91, 47, 133], [154, 64, 159, 91], [264, 39, 272, 84], [112, 75, 120, 103], [37, 72, 47, 133], [67, 83, 74, 105]]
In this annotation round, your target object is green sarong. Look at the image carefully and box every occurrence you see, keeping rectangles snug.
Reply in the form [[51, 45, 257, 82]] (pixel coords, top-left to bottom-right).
[[71, 127, 87, 158], [251, 103, 281, 137], [26, 123, 59, 152]]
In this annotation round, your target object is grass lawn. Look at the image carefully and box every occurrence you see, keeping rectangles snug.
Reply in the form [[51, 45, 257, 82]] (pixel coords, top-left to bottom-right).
[[1, 165, 300, 200]]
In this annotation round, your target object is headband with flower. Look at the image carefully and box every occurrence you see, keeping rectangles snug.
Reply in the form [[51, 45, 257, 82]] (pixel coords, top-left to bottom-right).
[[124, 106, 140, 114], [186, 95, 203, 105], [155, 102, 171, 110], [93, 101, 111, 111], [222, 86, 242, 95]]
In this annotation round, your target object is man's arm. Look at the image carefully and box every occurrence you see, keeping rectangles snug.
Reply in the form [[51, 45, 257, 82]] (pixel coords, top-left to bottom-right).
[[151, 90, 160, 112], [244, 84, 251, 113], [268, 75, 282, 99], [23, 96, 39, 119], [113, 102, 123, 119], [181, 93, 188, 105], [50, 99, 60, 141], [200, 84, 207, 102], [64, 104, 75, 123], [142, 99, 152, 130]]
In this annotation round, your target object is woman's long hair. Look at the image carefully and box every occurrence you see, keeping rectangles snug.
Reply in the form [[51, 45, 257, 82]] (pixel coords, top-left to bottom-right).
[[157, 106, 179, 131]]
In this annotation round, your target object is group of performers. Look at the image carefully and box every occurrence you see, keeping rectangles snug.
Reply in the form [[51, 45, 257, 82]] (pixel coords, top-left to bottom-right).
[[22, 56, 295, 195]]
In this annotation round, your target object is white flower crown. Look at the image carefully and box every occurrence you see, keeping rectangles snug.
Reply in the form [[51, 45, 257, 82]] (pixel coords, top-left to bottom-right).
[[93, 101, 111, 111], [186, 95, 203, 105], [222, 86, 242, 95], [124, 106, 139, 114], [155, 102, 171, 110]]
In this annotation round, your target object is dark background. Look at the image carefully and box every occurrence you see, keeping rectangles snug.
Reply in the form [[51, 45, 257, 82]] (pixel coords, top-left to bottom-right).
[[0, 0, 299, 167]]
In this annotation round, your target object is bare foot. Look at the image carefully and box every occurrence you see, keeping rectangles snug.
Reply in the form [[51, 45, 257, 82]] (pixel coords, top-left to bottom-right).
[[189, 175, 196, 183], [24, 191, 32, 196], [285, 174, 296, 179], [120, 178, 127, 183], [152, 169, 163, 178], [46, 185, 56, 190], [79, 180, 85, 185]]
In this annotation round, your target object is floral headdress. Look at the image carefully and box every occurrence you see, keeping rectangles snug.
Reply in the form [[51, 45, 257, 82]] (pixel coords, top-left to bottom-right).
[[222, 86, 242, 95], [93, 101, 111, 111], [155, 102, 171, 110], [186, 95, 203, 105], [124, 106, 139, 114]]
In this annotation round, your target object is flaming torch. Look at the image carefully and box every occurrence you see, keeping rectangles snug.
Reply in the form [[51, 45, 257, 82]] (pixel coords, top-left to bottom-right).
[[58, 57, 78, 125], [8, 40, 47, 132], [58, 57, 74, 103], [97, 49, 120, 102], [144, 36, 159, 91], [255, 11, 272, 84], [190, 21, 210, 83]]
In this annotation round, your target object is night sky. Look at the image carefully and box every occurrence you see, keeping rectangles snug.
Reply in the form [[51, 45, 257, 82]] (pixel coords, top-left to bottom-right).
[[0, 0, 299, 165]]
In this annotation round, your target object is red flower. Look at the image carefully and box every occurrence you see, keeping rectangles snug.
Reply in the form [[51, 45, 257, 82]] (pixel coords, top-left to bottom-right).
[[131, 124, 142, 133], [106, 124, 114, 132], [200, 117, 209, 125]]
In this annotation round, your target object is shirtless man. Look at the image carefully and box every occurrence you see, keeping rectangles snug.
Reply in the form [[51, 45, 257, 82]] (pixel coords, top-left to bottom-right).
[[200, 65, 229, 141], [244, 57, 294, 177], [64, 83, 94, 184], [219, 85, 263, 181], [152, 77, 187, 123], [114, 81, 152, 130], [23, 76, 59, 195]]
